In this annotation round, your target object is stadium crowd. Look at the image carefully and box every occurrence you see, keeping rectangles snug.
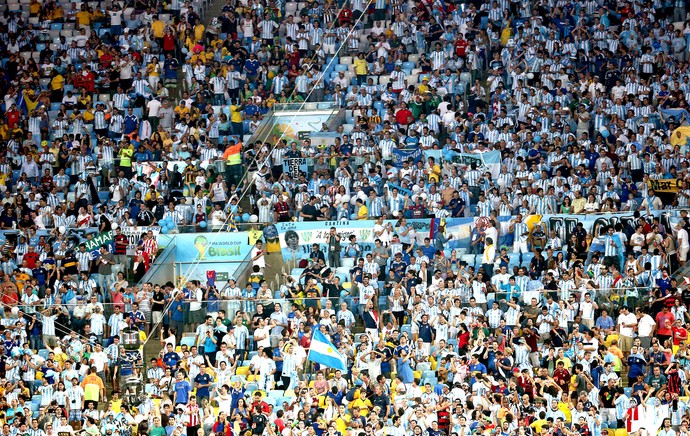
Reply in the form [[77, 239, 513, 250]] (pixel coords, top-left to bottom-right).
[[4, 0, 690, 434]]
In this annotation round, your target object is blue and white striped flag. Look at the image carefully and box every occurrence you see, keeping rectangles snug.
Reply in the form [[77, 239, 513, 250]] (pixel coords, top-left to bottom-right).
[[308, 330, 347, 371]]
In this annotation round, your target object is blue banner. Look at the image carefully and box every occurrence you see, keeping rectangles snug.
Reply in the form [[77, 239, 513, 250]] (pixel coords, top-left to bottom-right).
[[159, 232, 253, 263], [392, 148, 423, 168]]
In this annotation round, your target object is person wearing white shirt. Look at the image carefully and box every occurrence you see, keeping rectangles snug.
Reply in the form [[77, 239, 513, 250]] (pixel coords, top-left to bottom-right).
[[635, 307, 656, 348], [89, 344, 109, 375], [617, 306, 638, 353]]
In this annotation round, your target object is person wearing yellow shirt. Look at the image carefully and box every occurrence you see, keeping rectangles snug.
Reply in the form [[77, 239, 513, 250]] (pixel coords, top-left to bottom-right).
[[174, 101, 190, 120], [353, 52, 368, 86], [355, 199, 368, 220], [29, 0, 41, 16], [229, 103, 244, 134], [349, 390, 372, 417], [51, 4, 64, 20], [529, 412, 548, 434], [572, 191, 586, 214], [417, 77, 430, 94], [427, 156, 441, 183], [150, 16, 165, 41], [50, 71, 65, 102], [147, 57, 161, 92], [194, 23, 205, 42], [82, 105, 95, 123], [118, 143, 134, 177], [75, 6, 93, 26]]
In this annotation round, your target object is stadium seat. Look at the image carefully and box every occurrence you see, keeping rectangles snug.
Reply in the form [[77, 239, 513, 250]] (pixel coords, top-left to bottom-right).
[[422, 370, 436, 380], [461, 254, 477, 266], [416, 363, 431, 373], [180, 336, 196, 348], [423, 377, 438, 386]]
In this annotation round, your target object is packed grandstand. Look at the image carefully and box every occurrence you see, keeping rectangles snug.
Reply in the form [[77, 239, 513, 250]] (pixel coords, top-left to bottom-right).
[[3, 0, 690, 435]]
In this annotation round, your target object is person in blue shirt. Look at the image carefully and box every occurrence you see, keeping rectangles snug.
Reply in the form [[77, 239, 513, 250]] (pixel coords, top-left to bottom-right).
[[421, 237, 436, 259], [172, 371, 191, 405], [626, 345, 647, 381], [468, 354, 487, 374], [349, 258, 364, 283], [243, 53, 260, 80], [338, 139, 353, 156], [390, 253, 408, 280], [133, 145, 153, 162], [169, 292, 184, 341], [162, 343, 180, 373], [193, 365, 213, 403], [594, 309, 615, 333], [417, 314, 435, 353]]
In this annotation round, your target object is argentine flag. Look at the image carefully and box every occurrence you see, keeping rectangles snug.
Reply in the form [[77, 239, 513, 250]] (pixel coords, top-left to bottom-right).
[[308, 330, 347, 371]]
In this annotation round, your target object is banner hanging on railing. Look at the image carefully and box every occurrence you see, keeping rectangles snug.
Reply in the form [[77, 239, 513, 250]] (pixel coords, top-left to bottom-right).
[[158, 232, 254, 263], [120, 226, 161, 255], [392, 148, 423, 168], [442, 150, 502, 179], [84, 230, 114, 256], [276, 211, 677, 262]]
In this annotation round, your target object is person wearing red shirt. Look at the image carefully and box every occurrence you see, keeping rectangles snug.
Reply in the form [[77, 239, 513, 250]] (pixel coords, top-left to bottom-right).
[[6, 104, 20, 129], [672, 319, 688, 346], [23, 246, 40, 269], [655, 305, 675, 344], [1, 276, 18, 308], [299, 325, 312, 350], [163, 28, 176, 54], [552, 361, 571, 391], [338, 6, 352, 26], [395, 104, 413, 125], [455, 36, 468, 57]]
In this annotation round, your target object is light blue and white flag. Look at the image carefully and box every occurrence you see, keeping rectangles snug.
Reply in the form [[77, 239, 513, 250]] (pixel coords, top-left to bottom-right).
[[308, 330, 347, 371], [443, 149, 502, 179]]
